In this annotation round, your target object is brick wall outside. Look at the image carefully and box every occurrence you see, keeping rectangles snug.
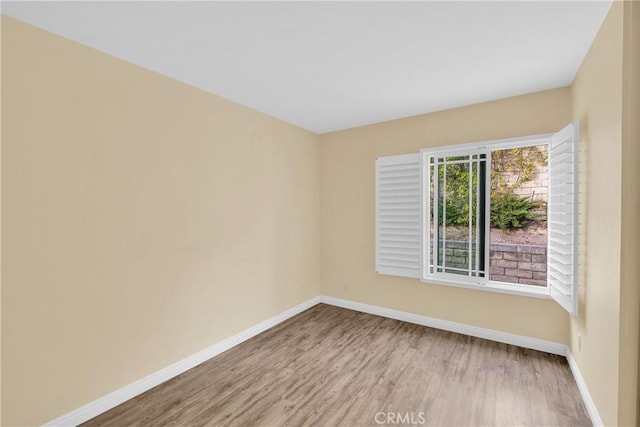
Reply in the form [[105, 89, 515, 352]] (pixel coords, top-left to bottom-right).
[[437, 241, 547, 286], [503, 167, 548, 203], [489, 243, 547, 286], [440, 241, 477, 270]]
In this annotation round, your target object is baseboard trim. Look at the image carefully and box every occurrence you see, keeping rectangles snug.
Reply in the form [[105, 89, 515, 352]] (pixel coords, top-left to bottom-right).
[[44, 296, 322, 427], [319, 295, 567, 355], [566, 350, 604, 426], [45, 294, 601, 427]]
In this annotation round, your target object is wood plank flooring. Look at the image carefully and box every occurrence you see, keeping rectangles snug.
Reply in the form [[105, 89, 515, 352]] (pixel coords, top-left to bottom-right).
[[83, 304, 591, 426]]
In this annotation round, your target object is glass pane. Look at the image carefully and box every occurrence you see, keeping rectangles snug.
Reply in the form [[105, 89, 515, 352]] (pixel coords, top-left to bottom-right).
[[431, 155, 486, 277], [444, 155, 470, 162], [428, 161, 435, 274], [470, 160, 485, 277], [489, 145, 548, 286], [477, 158, 486, 278]]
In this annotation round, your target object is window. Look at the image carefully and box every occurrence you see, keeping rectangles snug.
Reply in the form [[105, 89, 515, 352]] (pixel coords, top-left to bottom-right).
[[426, 152, 487, 282], [375, 122, 578, 315]]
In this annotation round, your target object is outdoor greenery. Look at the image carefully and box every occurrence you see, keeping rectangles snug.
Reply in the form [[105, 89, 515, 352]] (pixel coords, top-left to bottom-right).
[[435, 161, 479, 226], [435, 147, 547, 230], [489, 192, 545, 230]]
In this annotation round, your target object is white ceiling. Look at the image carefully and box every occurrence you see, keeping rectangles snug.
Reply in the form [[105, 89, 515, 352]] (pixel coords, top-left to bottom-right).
[[2, 1, 612, 134]]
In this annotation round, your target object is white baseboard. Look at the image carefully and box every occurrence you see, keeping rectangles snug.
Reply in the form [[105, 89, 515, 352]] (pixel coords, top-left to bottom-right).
[[319, 296, 567, 355], [44, 296, 322, 427], [566, 350, 604, 426], [45, 294, 601, 427]]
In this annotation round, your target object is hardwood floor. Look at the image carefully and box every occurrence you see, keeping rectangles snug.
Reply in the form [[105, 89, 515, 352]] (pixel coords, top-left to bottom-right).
[[83, 304, 591, 427]]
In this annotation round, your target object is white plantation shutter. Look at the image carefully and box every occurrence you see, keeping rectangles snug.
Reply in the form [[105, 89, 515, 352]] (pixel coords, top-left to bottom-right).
[[548, 122, 579, 316], [375, 153, 423, 278]]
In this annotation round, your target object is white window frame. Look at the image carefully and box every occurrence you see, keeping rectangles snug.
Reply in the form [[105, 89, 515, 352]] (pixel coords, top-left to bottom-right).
[[425, 149, 489, 285], [420, 134, 553, 299], [375, 122, 579, 315]]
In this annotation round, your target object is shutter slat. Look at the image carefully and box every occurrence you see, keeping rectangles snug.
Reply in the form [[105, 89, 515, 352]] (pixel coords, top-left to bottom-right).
[[381, 246, 419, 251], [380, 251, 420, 260], [381, 252, 420, 260], [548, 249, 572, 265], [380, 207, 420, 212], [549, 262, 572, 277], [380, 197, 419, 203], [380, 213, 420, 222], [548, 237, 573, 251], [380, 203, 420, 210], [550, 153, 572, 165], [548, 122, 578, 316], [379, 224, 420, 230], [380, 230, 420, 235], [379, 190, 420, 197], [378, 172, 420, 179], [380, 218, 419, 223], [380, 234, 419, 240], [380, 231, 420, 237], [548, 203, 574, 214], [548, 274, 571, 296], [378, 174, 420, 181], [549, 194, 574, 204], [380, 183, 420, 190], [376, 153, 422, 278], [379, 259, 420, 268], [549, 243, 571, 256], [549, 229, 572, 239], [549, 255, 572, 268], [550, 162, 573, 175], [380, 164, 419, 170], [548, 221, 572, 230], [551, 183, 575, 195]]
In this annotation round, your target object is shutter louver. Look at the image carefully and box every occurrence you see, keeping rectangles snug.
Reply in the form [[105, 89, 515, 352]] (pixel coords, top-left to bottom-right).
[[548, 122, 579, 316], [375, 153, 422, 278]]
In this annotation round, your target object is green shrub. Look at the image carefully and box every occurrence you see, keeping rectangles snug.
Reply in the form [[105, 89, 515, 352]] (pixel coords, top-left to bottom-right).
[[490, 193, 545, 230]]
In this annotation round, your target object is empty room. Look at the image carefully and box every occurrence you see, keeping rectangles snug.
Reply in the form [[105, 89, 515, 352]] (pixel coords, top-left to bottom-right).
[[1, 1, 639, 426]]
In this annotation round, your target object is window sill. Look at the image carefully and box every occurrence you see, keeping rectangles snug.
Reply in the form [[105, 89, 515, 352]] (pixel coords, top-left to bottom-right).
[[420, 277, 551, 299]]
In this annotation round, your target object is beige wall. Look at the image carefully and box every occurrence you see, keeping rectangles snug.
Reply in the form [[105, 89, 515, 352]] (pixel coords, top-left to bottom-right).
[[0, 12, 3, 427], [1, 16, 321, 426], [2, 3, 639, 427], [570, 2, 640, 425], [319, 87, 572, 344], [619, 1, 640, 425], [570, 3, 623, 424]]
